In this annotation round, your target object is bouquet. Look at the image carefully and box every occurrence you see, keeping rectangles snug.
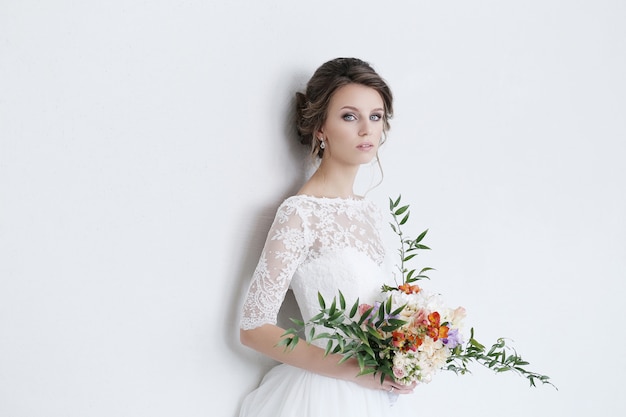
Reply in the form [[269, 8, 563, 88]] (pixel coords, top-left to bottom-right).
[[280, 195, 555, 392]]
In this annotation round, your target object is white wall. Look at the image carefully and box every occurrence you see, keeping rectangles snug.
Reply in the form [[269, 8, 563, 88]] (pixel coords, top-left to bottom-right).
[[1, 1, 624, 416]]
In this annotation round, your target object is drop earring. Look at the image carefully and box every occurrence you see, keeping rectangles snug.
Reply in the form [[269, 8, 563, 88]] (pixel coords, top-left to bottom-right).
[[319, 137, 326, 149]]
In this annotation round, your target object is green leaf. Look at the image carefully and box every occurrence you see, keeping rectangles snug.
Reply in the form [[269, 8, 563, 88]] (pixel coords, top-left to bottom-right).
[[377, 302, 385, 322], [290, 318, 305, 327], [324, 339, 334, 355], [363, 345, 376, 359], [386, 318, 408, 327], [309, 312, 325, 322], [403, 254, 417, 262], [357, 367, 376, 376], [390, 305, 406, 316], [415, 229, 429, 243], [349, 299, 359, 318], [356, 354, 365, 371], [317, 292, 326, 309], [394, 205, 409, 216], [366, 326, 383, 339], [470, 339, 485, 350]]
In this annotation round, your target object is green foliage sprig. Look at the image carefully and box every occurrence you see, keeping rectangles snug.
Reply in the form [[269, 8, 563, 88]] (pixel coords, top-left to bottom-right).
[[447, 328, 556, 388], [382, 195, 434, 292], [279, 290, 407, 384]]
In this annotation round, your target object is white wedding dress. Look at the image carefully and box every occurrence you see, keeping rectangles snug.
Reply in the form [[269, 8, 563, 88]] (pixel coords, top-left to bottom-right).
[[239, 195, 413, 417]]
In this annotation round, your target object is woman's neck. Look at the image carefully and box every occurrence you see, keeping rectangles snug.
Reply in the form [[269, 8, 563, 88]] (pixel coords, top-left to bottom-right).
[[299, 161, 360, 199]]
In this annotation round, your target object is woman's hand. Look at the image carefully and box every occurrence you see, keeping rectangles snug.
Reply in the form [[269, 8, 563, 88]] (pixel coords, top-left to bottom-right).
[[351, 371, 417, 395], [384, 380, 417, 395]]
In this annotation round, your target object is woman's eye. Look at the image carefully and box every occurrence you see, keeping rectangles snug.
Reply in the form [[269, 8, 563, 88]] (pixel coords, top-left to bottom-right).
[[342, 113, 357, 121], [370, 114, 382, 121]]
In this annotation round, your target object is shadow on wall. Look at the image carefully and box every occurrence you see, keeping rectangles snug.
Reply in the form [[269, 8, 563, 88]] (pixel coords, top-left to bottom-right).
[[222, 70, 312, 416]]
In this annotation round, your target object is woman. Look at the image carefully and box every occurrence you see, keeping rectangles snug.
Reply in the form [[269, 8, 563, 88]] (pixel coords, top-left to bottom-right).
[[238, 57, 416, 416]]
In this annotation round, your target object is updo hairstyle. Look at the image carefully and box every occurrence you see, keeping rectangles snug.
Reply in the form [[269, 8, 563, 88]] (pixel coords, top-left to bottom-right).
[[295, 57, 393, 159]]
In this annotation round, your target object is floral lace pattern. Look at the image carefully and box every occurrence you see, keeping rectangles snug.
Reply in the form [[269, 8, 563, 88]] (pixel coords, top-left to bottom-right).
[[240, 195, 385, 330]]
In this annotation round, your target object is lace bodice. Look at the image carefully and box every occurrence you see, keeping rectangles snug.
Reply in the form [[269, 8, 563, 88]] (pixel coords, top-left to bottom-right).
[[240, 195, 386, 333]]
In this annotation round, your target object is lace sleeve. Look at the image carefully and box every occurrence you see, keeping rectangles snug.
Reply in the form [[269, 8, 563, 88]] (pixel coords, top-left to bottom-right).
[[239, 201, 310, 330]]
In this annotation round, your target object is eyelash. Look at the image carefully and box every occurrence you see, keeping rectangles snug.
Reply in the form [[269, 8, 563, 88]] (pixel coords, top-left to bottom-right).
[[342, 113, 383, 121]]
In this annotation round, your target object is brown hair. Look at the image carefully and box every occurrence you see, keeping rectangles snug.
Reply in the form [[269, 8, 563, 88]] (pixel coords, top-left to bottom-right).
[[295, 58, 393, 159]]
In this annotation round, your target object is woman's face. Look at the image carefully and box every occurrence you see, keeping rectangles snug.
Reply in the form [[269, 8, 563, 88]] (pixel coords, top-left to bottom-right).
[[319, 83, 385, 167]]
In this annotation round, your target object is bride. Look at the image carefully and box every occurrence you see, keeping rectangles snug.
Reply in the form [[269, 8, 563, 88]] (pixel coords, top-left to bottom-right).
[[238, 57, 416, 417]]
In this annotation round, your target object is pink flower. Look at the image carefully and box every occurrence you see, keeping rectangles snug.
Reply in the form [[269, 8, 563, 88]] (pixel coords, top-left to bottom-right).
[[414, 309, 429, 327], [393, 366, 406, 379], [449, 307, 466, 326], [358, 303, 373, 316]]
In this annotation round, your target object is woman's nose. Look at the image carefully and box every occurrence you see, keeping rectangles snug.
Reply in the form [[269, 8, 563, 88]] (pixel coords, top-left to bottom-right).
[[359, 120, 372, 136]]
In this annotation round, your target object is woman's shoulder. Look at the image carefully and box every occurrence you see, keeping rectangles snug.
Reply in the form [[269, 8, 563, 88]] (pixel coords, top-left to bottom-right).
[[272, 195, 316, 218]]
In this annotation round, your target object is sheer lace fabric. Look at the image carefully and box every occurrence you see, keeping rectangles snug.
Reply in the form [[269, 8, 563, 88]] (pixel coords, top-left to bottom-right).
[[239, 195, 385, 333], [238, 195, 416, 416]]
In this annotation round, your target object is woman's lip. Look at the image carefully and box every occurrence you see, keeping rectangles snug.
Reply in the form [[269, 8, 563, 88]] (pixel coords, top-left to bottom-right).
[[357, 142, 374, 150]]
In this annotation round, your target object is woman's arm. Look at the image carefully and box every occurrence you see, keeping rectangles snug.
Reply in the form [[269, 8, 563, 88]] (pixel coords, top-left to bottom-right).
[[240, 324, 359, 381], [240, 324, 415, 393]]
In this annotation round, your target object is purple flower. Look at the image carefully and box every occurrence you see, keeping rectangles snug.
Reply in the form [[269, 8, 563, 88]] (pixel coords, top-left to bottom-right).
[[442, 328, 463, 349]]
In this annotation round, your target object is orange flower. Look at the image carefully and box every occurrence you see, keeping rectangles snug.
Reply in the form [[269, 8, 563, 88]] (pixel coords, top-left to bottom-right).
[[428, 312, 441, 327], [392, 331, 407, 349], [406, 333, 422, 351], [427, 312, 445, 341], [392, 330, 424, 352], [438, 325, 449, 340], [399, 283, 421, 294], [427, 326, 439, 340]]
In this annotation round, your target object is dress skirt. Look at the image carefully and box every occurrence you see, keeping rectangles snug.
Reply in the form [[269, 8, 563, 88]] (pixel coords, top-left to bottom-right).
[[238, 363, 408, 417]]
